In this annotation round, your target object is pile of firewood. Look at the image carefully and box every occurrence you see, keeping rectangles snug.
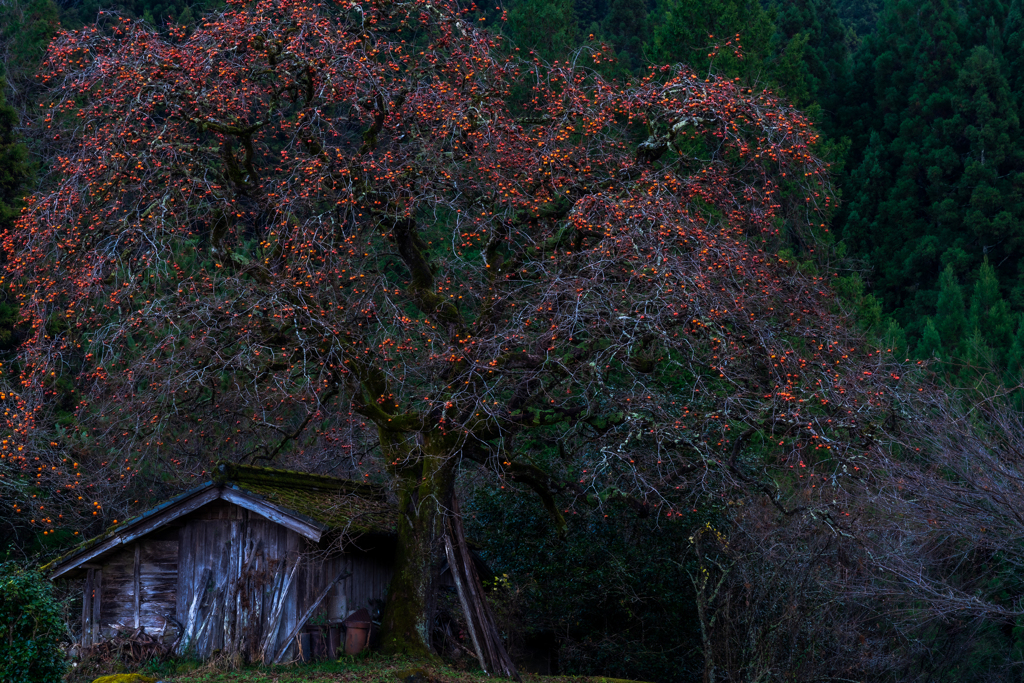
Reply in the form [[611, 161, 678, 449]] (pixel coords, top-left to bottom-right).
[[86, 627, 175, 666]]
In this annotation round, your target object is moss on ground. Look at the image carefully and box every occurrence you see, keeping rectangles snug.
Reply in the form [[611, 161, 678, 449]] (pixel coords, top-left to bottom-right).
[[130, 654, 649, 683]]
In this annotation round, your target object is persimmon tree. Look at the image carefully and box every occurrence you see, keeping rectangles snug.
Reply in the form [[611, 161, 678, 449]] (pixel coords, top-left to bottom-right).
[[2, 0, 896, 662]]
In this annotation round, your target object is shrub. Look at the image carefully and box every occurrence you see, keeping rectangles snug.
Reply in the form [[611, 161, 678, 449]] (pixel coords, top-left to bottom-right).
[[0, 562, 68, 683]]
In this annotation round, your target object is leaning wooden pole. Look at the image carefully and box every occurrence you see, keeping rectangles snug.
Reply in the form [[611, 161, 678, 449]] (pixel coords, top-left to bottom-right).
[[446, 495, 520, 681]]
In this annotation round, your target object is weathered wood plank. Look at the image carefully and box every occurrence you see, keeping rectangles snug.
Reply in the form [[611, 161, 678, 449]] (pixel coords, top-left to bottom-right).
[[176, 523, 193, 624], [220, 488, 325, 542], [179, 566, 211, 655], [133, 544, 141, 630], [223, 520, 239, 653], [91, 569, 103, 646], [261, 555, 301, 662], [51, 536, 121, 580], [82, 570, 94, 648], [52, 486, 219, 581]]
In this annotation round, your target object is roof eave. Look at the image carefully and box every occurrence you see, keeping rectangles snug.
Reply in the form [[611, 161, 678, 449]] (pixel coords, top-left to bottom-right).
[[45, 482, 333, 579], [44, 481, 220, 579]]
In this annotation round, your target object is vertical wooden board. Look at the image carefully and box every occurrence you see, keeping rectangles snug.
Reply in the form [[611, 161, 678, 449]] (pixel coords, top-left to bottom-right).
[[176, 523, 193, 625], [266, 523, 282, 642], [82, 569, 94, 649], [339, 554, 352, 616], [92, 569, 103, 645], [189, 521, 207, 656], [270, 524, 287, 658], [134, 544, 141, 630], [140, 533, 179, 628], [223, 519, 240, 653], [99, 547, 134, 637], [204, 521, 223, 658], [351, 554, 368, 610], [197, 520, 218, 657], [283, 529, 301, 655], [235, 518, 250, 654], [203, 521, 219, 654], [180, 522, 197, 654], [212, 519, 231, 652]]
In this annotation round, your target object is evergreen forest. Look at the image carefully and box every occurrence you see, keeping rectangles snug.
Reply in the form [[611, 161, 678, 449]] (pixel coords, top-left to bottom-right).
[[3, 0, 1024, 681]]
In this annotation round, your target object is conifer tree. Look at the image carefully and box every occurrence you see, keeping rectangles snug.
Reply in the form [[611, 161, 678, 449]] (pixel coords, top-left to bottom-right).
[[506, 0, 580, 62], [834, 0, 881, 38], [1005, 315, 1024, 382], [839, 0, 1024, 369], [0, 75, 29, 234], [935, 266, 967, 355], [646, 0, 774, 81], [770, 0, 852, 114], [968, 260, 1016, 363], [915, 318, 943, 359], [0, 75, 29, 354], [600, 0, 650, 70]]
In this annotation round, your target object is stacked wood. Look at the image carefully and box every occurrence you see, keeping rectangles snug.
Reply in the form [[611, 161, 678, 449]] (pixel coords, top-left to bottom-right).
[[87, 627, 174, 665]]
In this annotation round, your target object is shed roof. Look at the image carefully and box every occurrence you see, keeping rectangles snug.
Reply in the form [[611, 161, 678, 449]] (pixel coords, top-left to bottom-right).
[[43, 463, 396, 579]]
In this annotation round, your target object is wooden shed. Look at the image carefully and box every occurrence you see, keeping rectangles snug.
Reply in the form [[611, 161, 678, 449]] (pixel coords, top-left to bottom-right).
[[44, 463, 397, 663]]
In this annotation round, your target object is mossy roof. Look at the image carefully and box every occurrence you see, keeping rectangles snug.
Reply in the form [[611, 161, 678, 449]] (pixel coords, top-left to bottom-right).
[[216, 463, 397, 536], [44, 463, 397, 576]]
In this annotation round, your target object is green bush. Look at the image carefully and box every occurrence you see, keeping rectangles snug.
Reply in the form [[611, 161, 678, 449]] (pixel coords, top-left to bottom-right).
[[0, 562, 68, 683]]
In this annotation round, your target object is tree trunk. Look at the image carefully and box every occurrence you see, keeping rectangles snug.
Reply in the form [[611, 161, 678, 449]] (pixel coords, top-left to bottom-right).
[[379, 432, 453, 659], [378, 431, 519, 680]]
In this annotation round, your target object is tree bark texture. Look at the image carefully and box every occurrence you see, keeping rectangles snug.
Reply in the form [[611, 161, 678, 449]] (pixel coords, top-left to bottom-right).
[[378, 432, 453, 659]]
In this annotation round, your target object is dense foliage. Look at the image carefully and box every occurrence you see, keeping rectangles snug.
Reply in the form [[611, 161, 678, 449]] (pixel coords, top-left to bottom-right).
[[0, 563, 68, 683]]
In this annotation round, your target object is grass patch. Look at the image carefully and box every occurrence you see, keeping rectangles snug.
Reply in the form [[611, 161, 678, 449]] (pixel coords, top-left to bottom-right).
[[111, 653, 649, 683]]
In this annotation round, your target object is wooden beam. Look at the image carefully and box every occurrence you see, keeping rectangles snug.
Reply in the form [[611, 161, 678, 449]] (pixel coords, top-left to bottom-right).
[[220, 488, 325, 541], [445, 533, 486, 672], [179, 567, 212, 655], [261, 555, 302, 662]]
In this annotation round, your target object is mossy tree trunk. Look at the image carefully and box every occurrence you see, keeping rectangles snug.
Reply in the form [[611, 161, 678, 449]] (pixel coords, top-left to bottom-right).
[[379, 429, 455, 658]]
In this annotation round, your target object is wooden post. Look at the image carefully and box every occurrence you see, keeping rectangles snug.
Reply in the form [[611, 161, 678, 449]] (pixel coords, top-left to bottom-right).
[[223, 521, 240, 653], [193, 587, 222, 655], [444, 533, 486, 672], [133, 544, 141, 631]]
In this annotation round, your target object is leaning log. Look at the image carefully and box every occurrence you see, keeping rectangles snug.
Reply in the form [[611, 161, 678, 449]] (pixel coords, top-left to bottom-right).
[[446, 495, 520, 681]]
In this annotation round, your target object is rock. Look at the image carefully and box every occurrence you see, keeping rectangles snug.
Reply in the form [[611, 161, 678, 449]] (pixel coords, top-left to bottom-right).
[[394, 667, 430, 683]]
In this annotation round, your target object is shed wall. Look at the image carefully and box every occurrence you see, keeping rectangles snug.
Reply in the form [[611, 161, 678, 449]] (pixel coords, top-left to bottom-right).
[[173, 501, 393, 661], [81, 528, 179, 646]]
